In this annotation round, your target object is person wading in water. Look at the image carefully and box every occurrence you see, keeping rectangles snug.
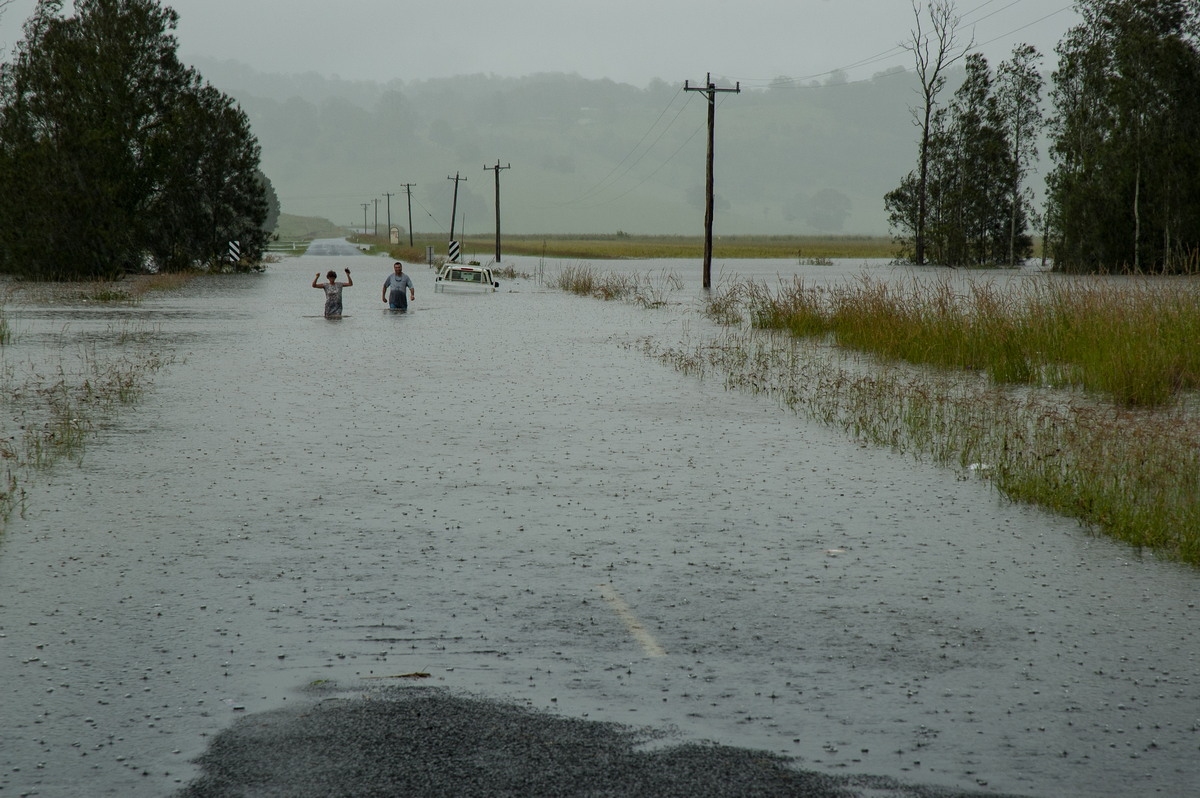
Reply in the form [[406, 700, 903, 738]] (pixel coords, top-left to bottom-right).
[[382, 261, 415, 311], [313, 268, 352, 317]]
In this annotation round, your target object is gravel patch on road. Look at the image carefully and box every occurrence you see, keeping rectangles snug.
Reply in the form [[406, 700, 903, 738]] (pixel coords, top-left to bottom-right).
[[176, 684, 1017, 798]]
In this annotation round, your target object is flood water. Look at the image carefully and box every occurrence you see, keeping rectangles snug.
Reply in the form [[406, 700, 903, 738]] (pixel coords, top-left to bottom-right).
[[1, 242, 1197, 797]]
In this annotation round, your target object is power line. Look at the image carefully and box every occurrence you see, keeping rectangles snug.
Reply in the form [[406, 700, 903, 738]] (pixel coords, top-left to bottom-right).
[[565, 85, 689, 205], [576, 110, 708, 208], [735, 1, 1072, 89]]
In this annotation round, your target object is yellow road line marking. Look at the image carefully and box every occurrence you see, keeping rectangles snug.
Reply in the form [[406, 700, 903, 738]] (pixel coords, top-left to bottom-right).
[[597, 583, 667, 658]]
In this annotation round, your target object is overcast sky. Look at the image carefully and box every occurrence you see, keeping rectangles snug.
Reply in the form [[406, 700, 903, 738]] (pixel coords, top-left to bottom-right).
[[1, 0, 1079, 87]]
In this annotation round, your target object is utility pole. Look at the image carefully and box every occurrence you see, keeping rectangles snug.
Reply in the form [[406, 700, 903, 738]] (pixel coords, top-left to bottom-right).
[[373, 198, 379, 237], [383, 192, 395, 241], [360, 203, 369, 237], [447, 172, 466, 261], [684, 72, 740, 289], [399, 183, 416, 246], [484, 160, 511, 263]]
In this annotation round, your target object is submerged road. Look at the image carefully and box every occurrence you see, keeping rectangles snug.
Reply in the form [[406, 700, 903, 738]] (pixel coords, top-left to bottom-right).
[[0, 246, 1196, 797]]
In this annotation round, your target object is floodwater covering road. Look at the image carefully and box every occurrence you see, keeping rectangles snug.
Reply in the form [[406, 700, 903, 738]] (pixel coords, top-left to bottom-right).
[[0, 242, 1197, 797]]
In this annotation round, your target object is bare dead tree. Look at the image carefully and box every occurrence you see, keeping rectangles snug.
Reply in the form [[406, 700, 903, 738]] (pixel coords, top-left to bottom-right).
[[903, 0, 972, 266]]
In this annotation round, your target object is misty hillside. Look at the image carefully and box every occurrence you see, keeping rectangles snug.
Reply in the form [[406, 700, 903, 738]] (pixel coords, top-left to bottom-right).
[[194, 58, 967, 236]]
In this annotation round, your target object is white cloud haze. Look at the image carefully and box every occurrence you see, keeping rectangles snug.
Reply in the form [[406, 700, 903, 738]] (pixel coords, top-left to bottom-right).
[[0, 1, 1082, 233]]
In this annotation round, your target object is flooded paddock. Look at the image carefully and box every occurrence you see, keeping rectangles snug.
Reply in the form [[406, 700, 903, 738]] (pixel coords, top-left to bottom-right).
[[0, 244, 1197, 797]]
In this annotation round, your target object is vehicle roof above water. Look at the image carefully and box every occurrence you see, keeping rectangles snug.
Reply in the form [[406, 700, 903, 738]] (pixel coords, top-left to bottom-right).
[[436, 262, 498, 290], [441, 264, 494, 279]]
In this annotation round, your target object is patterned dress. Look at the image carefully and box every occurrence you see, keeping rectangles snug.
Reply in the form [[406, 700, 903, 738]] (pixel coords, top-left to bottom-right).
[[323, 283, 345, 316]]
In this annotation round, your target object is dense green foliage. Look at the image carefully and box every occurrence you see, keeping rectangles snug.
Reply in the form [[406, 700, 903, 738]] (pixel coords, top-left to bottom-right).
[[0, 0, 269, 278], [1046, 0, 1200, 273], [886, 45, 1041, 267]]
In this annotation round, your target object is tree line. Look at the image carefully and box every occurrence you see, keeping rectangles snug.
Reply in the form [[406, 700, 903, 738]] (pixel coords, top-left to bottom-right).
[[0, 0, 270, 279], [886, 0, 1200, 273]]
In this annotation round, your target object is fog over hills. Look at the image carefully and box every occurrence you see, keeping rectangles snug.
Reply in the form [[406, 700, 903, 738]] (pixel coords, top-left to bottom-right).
[[195, 58, 985, 237]]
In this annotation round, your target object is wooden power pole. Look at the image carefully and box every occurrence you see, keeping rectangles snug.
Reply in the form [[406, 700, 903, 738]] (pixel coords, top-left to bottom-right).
[[684, 73, 740, 289], [400, 183, 416, 246], [383, 192, 395, 241], [485, 160, 511, 263]]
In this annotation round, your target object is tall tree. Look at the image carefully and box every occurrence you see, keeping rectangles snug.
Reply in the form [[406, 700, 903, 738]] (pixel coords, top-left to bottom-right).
[[0, 0, 267, 278], [888, 53, 1025, 267], [995, 44, 1044, 268], [900, 0, 971, 265], [940, 53, 1013, 265], [1047, 0, 1200, 273], [142, 80, 266, 271]]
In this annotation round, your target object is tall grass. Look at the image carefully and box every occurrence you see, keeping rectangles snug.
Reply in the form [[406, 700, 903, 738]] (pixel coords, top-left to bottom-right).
[[551, 263, 683, 308], [640, 328, 1200, 564], [704, 274, 1200, 561], [744, 274, 1200, 407], [0, 323, 174, 529], [11, 272, 198, 305], [555, 268, 1200, 565]]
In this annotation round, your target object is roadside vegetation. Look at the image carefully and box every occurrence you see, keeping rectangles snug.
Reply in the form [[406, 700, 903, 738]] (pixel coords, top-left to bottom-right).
[[550, 263, 682, 308], [740, 274, 1200, 408], [0, 279, 179, 532], [699, 274, 1200, 564], [0, 0, 271, 278], [888, 1, 1199, 274], [550, 261, 1200, 565]]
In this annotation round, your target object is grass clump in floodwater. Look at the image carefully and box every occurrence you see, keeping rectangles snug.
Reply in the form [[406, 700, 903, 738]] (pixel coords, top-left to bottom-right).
[[0, 320, 174, 530], [551, 263, 683, 308], [641, 327, 1200, 565], [569, 268, 1200, 566], [10, 272, 198, 306]]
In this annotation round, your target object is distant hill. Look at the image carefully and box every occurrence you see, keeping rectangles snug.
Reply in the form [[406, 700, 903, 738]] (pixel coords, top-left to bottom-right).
[[274, 213, 346, 240], [192, 58, 970, 236]]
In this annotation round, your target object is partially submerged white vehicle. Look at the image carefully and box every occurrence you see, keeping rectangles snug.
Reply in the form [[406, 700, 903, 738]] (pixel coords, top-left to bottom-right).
[[434, 262, 499, 293]]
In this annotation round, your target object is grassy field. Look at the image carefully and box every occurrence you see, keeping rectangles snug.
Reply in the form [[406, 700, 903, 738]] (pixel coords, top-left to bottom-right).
[[454, 233, 895, 260], [345, 232, 897, 262]]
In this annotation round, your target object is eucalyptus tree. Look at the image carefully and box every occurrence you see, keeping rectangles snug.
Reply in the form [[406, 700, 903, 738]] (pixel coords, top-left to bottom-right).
[[141, 80, 267, 271], [0, 0, 267, 278], [995, 44, 1044, 267], [888, 52, 1024, 267], [938, 53, 1017, 265], [1047, 0, 1200, 273]]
